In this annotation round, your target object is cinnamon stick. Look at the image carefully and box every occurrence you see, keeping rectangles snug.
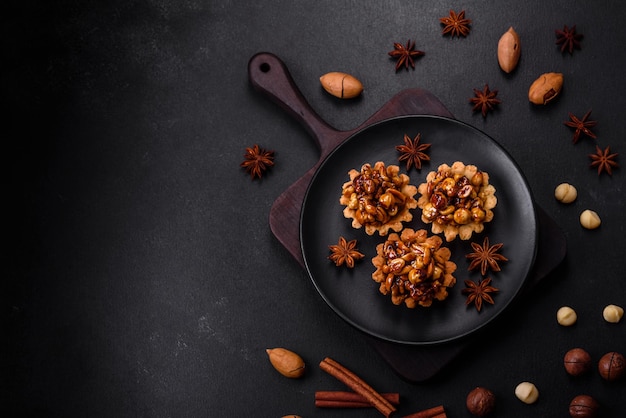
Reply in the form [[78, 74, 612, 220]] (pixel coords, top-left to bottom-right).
[[401, 405, 446, 418], [315, 400, 378, 408], [319, 357, 397, 417], [315, 391, 400, 408]]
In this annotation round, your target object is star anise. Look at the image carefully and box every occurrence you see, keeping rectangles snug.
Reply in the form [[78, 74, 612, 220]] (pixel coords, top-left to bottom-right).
[[564, 110, 597, 143], [439, 10, 472, 37], [240, 144, 274, 179], [462, 278, 498, 312], [396, 133, 431, 171], [466, 237, 508, 276], [328, 236, 364, 268], [555, 24, 583, 54], [388, 40, 424, 71], [589, 145, 619, 176], [469, 84, 501, 118]]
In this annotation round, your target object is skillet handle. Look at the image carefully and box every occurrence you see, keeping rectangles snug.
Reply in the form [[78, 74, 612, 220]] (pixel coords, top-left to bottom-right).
[[248, 52, 341, 155]]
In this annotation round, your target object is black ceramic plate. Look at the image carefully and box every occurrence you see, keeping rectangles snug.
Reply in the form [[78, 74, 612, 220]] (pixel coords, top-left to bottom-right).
[[300, 115, 537, 345]]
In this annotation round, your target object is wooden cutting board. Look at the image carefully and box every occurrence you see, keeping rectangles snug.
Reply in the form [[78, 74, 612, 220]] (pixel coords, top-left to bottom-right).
[[248, 52, 454, 265], [248, 52, 566, 382]]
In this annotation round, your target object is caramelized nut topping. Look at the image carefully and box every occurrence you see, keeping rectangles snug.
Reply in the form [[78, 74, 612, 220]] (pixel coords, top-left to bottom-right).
[[416, 162, 497, 241], [340, 161, 418, 236], [371, 228, 457, 308]]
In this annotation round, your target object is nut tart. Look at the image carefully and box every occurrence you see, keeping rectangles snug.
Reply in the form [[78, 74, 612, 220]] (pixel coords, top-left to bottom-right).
[[371, 228, 457, 308], [340, 161, 418, 236], [416, 161, 497, 241]]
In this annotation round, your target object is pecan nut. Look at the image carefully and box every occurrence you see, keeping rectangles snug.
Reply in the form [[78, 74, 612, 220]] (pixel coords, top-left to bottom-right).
[[528, 72, 563, 105]]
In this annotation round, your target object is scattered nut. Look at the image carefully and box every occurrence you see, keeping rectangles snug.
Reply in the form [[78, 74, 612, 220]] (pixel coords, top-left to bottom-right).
[[598, 351, 625, 381], [528, 72, 563, 105], [569, 395, 600, 418], [557, 306, 578, 326], [579, 210, 601, 229], [514, 381, 539, 404], [266, 348, 306, 378], [320, 72, 363, 99], [564, 348, 592, 376], [602, 304, 624, 323], [466, 387, 496, 416], [497, 26, 521, 73], [554, 183, 577, 203]]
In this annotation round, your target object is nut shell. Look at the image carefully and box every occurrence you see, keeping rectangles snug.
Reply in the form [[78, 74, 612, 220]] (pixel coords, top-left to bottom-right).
[[266, 348, 306, 378], [564, 348, 592, 376], [320, 72, 363, 99], [466, 387, 495, 416], [497, 27, 521, 73], [528, 72, 563, 105], [598, 351, 625, 381], [569, 395, 599, 418]]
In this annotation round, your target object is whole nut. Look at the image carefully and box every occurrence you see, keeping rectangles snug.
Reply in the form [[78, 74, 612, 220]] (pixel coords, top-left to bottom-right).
[[564, 348, 592, 376], [557, 306, 578, 326], [514, 381, 539, 404], [466, 387, 496, 416], [497, 27, 521, 73], [579, 210, 601, 229], [569, 395, 600, 418], [528, 72, 563, 105], [554, 183, 577, 203], [602, 304, 624, 323], [320, 72, 363, 99], [598, 351, 625, 381], [266, 348, 306, 378]]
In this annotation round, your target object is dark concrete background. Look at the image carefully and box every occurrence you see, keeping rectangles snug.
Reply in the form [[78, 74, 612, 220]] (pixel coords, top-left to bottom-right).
[[4, 0, 625, 416]]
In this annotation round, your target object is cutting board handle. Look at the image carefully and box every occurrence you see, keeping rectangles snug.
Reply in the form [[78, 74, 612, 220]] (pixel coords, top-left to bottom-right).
[[248, 52, 343, 155], [249, 52, 455, 265]]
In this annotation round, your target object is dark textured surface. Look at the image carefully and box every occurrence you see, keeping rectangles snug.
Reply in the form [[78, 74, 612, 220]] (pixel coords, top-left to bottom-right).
[[4, 1, 626, 417]]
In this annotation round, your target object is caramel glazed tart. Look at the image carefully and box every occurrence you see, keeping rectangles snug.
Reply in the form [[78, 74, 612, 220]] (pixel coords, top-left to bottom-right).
[[339, 161, 418, 236], [416, 161, 497, 242], [371, 228, 457, 308]]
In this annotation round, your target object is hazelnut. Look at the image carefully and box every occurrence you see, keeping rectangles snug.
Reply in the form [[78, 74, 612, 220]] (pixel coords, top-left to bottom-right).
[[557, 306, 578, 326], [554, 183, 577, 203], [564, 348, 592, 376], [598, 351, 625, 381], [514, 381, 539, 404], [569, 395, 599, 418], [266, 348, 306, 378], [602, 304, 624, 323], [579, 210, 601, 229], [466, 386, 496, 416]]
